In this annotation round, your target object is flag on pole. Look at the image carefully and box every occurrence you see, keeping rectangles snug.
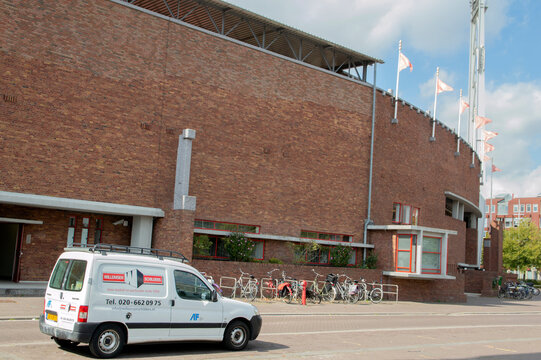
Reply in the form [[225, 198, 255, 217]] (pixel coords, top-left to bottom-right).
[[460, 99, 470, 114], [398, 52, 413, 72], [475, 115, 492, 129], [437, 78, 453, 94], [485, 142, 495, 152], [483, 155, 490, 162], [484, 130, 498, 141], [492, 164, 501, 172]]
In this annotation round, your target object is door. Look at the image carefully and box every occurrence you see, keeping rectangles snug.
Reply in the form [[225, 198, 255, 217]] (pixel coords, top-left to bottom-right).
[[170, 270, 223, 340], [0, 223, 20, 281], [44, 258, 88, 331]]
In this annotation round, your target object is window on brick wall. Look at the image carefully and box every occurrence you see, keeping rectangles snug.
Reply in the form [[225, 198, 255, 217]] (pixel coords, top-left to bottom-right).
[[527, 204, 531, 213], [392, 203, 420, 225], [194, 219, 260, 234], [67, 216, 77, 247], [192, 235, 264, 261], [300, 230, 352, 242], [535, 204, 539, 213], [94, 218, 103, 244], [297, 244, 357, 266], [394, 234, 446, 276], [421, 236, 442, 274]]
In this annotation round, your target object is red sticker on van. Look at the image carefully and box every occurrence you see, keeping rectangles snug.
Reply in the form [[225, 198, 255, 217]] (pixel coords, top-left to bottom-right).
[[103, 273, 125, 282], [143, 275, 163, 284]]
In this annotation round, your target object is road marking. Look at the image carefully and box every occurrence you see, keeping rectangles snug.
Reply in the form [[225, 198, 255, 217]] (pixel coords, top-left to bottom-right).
[[260, 324, 541, 336], [0, 341, 51, 348]]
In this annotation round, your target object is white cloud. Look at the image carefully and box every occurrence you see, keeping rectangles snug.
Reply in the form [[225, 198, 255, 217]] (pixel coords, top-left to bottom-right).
[[487, 165, 541, 198], [225, 0, 509, 58]]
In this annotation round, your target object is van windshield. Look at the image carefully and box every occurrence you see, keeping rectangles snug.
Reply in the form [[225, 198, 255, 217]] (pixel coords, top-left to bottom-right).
[[49, 259, 87, 292]]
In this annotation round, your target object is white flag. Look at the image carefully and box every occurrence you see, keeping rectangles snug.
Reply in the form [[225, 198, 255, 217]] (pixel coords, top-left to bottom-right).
[[437, 78, 453, 94], [398, 52, 412, 72]]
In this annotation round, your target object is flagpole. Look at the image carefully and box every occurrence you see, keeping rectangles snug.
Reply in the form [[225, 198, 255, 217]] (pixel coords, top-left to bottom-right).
[[456, 89, 463, 155], [490, 156, 494, 234], [393, 40, 401, 124], [431, 67, 439, 141]]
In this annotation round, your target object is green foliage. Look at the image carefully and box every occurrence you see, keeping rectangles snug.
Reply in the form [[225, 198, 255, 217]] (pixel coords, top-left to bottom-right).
[[223, 232, 255, 262], [364, 253, 378, 269], [193, 235, 212, 256], [288, 241, 320, 264], [268, 257, 284, 264], [330, 245, 353, 267], [503, 220, 541, 271]]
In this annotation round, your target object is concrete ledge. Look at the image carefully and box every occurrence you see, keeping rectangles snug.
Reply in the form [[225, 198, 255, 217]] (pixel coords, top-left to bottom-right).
[[0, 191, 164, 217]]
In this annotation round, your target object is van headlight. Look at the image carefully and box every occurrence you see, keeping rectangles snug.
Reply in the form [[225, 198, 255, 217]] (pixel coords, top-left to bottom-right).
[[252, 305, 260, 315]]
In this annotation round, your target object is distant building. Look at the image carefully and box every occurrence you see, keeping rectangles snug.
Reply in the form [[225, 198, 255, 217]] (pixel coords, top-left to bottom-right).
[[484, 194, 541, 232]]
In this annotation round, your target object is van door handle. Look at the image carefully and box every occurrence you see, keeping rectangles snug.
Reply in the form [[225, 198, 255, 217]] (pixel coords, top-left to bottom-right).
[[171, 300, 175, 307]]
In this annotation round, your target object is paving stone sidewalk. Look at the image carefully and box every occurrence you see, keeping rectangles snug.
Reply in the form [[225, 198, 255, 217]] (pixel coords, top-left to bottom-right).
[[1, 294, 540, 320]]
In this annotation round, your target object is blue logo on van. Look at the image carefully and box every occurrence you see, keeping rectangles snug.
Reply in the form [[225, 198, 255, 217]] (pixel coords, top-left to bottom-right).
[[190, 313, 200, 321], [47, 300, 52, 308]]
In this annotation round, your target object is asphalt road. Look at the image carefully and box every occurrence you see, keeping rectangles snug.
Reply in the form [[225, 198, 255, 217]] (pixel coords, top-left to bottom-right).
[[2, 296, 541, 359]]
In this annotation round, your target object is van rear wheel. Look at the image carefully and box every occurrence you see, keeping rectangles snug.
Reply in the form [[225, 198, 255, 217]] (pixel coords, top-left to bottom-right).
[[223, 320, 250, 351], [89, 324, 125, 358]]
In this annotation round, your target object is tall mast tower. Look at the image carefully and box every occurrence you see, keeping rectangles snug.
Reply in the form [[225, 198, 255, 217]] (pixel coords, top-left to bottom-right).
[[468, 0, 488, 267], [468, 0, 487, 161]]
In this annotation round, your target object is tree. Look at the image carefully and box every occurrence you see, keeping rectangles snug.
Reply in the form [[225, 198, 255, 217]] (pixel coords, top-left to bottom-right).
[[502, 220, 541, 271], [224, 232, 255, 262]]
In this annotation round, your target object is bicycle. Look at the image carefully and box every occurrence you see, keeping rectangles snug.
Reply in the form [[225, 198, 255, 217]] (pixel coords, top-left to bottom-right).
[[356, 278, 383, 304], [228, 269, 259, 301], [260, 269, 280, 300], [309, 269, 329, 302]]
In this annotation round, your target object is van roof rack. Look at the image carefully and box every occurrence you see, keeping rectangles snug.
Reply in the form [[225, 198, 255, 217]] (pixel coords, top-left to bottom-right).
[[70, 243, 189, 263]]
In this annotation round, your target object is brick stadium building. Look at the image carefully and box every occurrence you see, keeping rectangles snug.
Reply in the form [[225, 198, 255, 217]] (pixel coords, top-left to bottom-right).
[[0, 0, 502, 301]]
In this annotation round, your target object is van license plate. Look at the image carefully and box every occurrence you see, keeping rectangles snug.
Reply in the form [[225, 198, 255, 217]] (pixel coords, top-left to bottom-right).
[[46, 312, 58, 322]]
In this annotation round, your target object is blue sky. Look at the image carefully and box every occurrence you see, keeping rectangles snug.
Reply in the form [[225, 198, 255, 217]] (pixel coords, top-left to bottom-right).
[[225, 0, 541, 198]]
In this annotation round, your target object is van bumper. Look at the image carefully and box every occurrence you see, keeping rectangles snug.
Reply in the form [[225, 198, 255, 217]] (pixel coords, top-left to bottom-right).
[[39, 315, 98, 343], [249, 315, 262, 340]]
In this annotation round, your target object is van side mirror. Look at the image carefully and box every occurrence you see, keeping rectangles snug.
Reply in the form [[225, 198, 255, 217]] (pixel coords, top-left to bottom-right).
[[211, 289, 218, 302]]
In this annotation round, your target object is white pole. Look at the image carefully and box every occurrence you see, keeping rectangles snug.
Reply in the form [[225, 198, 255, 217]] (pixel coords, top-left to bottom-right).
[[490, 157, 494, 234], [457, 89, 463, 154], [393, 40, 402, 123], [431, 67, 439, 140]]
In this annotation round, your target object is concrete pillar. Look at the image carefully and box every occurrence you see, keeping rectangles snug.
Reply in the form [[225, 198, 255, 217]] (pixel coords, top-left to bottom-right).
[[174, 129, 197, 211], [130, 216, 153, 248]]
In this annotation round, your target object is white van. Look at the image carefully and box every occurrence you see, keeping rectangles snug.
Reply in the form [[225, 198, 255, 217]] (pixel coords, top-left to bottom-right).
[[39, 244, 262, 358]]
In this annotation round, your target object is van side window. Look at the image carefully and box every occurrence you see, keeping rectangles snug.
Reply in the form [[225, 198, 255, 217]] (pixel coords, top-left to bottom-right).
[[174, 270, 211, 301], [49, 259, 87, 292]]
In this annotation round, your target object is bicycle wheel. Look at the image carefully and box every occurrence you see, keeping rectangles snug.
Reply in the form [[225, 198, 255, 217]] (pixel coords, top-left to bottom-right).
[[370, 288, 383, 304], [321, 284, 336, 301], [283, 286, 294, 304], [261, 287, 276, 300], [348, 290, 360, 303], [306, 289, 322, 304], [497, 288, 505, 299], [247, 283, 258, 301]]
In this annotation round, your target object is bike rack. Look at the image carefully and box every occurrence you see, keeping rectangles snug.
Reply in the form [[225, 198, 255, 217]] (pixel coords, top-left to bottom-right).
[[260, 278, 278, 299], [219, 276, 237, 298], [369, 282, 399, 303]]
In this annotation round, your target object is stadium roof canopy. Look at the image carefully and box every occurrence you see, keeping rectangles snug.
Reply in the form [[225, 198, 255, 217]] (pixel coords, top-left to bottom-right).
[[121, 0, 383, 82]]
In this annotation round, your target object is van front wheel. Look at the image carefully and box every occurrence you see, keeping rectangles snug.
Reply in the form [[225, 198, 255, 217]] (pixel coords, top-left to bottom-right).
[[223, 320, 250, 351], [89, 324, 125, 358]]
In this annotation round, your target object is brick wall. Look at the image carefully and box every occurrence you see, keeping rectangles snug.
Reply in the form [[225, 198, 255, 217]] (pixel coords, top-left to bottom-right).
[[0, 0, 485, 301]]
